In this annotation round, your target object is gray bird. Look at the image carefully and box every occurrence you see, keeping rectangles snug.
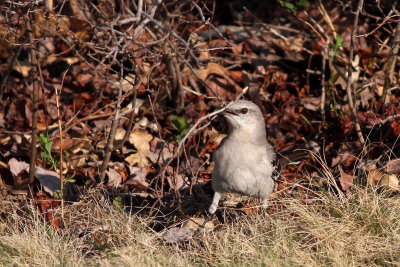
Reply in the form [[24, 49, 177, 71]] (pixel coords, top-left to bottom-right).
[[209, 100, 280, 214]]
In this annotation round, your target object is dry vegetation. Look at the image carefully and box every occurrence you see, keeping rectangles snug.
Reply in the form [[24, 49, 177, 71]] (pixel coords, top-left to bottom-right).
[[1, 0, 400, 265], [2, 186, 400, 266]]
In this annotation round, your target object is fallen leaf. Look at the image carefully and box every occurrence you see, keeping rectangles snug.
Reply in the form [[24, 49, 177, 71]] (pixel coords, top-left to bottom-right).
[[386, 159, 400, 174], [8, 158, 60, 195], [125, 153, 149, 168], [300, 97, 321, 111], [379, 174, 399, 192], [195, 62, 227, 80], [338, 165, 353, 191], [367, 170, 383, 187], [68, 153, 87, 168], [9, 158, 28, 177], [35, 167, 61, 194], [53, 137, 92, 153], [148, 137, 175, 164], [129, 130, 153, 156], [115, 128, 126, 140], [126, 166, 149, 190], [163, 226, 193, 244], [184, 217, 214, 231], [391, 121, 400, 136], [13, 62, 32, 77], [76, 73, 94, 87], [106, 168, 122, 187]]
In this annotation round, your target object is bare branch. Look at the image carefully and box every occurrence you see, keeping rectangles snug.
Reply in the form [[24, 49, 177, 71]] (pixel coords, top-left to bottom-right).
[[345, 0, 365, 145], [27, 12, 39, 186], [382, 14, 400, 103]]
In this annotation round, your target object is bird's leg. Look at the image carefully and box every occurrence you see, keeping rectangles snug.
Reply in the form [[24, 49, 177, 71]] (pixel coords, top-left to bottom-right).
[[261, 198, 269, 209], [208, 191, 222, 214]]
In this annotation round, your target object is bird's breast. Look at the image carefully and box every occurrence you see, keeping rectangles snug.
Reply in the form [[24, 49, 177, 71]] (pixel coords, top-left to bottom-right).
[[212, 138, 274, 197]]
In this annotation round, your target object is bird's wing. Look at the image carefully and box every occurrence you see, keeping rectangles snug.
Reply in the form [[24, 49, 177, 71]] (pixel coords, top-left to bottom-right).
[[271, 157, 282, 183], [271, 150, 309, 183], [277, 150, 308, 168]]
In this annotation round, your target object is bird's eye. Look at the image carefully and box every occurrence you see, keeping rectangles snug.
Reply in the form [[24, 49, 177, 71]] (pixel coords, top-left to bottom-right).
[[240, 108, 248, 114]]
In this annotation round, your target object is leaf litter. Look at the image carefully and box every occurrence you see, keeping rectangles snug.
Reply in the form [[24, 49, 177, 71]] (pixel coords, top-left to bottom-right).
[[0, 0, 399, 252]]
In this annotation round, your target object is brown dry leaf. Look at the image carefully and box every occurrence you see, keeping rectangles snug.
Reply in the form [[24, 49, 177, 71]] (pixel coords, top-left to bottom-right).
[[391, 121, 400, 136], [126, 166, 149, 190], [129, 130, 153, 155], [13, 62, 32, 77], [43, 56, 80, 66], [148, 137, 174, 164], [240, 203, 260, 215], [378, 174, 399, 192], [68, 153, 87, 168], [112, 74, 136, 92], [106, 168, 122, 187], [222, 193, 243, 209], [9, 157, 28, 177], [125, 130, 153, 167], [184, 217, 214, 232], [76, 73, 94, 87], [8, 158, 60, 195], [96, 140, 107, 150], [197, 42, 210, 60], [231, 42, 243, 54], [35, 167, 61, 195], [164, 166, 187, 191], [206, 75, 238, 100], [116, 168, 128, 183], [115, 128, 126, 141], [125, 153, 149, 168], [386, 159, 400, 174], [203, 127, 226, 145], [300, 97, 321, 112], [163, 226, 193, 244], [53, 137, 91, 154], [271, 36, 305, 62], [338, 165, 353, 191], [368, 170, 383, 187], [331, 143, 353, 167], [195, 62, 228, 80], [69, 123, 90, 138], [230, 70, 243, 83]]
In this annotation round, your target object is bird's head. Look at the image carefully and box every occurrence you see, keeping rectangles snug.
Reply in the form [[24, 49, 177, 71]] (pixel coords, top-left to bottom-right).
[[222, 100, 266, 136]]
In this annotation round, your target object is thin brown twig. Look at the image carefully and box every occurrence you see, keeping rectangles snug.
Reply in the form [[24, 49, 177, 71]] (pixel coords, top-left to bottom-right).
[[147, 94, 167, 206], [55, 68, 69, 221], [174, 51, 223, 103], [317, 0, 337, 38], [99, 71, 125, 183], [140, 11, 201, 67], [113, 62, 157, 152], [191, 0, 232, 48], [27, 13, 39, 185], [345, 0, 365, 145], [356, 15, 400, 38], [382, 12, 400, 104], [321, 46, 327, 124]]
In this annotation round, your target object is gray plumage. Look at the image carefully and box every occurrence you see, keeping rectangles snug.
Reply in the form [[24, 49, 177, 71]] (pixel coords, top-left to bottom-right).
[[209, 100, 277, 214]]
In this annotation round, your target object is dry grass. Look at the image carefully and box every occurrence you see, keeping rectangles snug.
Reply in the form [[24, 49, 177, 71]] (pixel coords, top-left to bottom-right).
[[1, 187, 400, 267]]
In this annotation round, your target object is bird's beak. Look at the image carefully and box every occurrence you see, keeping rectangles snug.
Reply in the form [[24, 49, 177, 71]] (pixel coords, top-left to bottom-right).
[[222, 109, 238, 116]]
